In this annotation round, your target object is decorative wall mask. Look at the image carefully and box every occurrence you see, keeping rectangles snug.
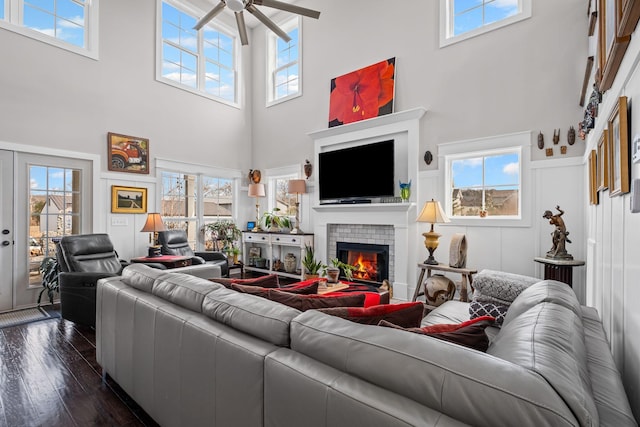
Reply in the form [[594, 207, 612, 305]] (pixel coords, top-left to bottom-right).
[[304, 159, 312, 179], [553, 129, 560, 145], [249, 169, 262, 184], [546, 148, 553, 157], [424, 151, 433, 165], [537, 132, 544, 149], [568, 126, 576, 145]]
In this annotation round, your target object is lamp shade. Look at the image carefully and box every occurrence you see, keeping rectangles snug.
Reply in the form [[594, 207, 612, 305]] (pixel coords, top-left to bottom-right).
[[140, 213, 166, 232], [416, 199, 450, 224], [248, 183, 266, 198], [288, 179, 307, 195]]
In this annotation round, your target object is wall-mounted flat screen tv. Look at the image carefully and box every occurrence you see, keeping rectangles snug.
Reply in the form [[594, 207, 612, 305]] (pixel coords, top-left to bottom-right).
[[318, 140, 395, 203]]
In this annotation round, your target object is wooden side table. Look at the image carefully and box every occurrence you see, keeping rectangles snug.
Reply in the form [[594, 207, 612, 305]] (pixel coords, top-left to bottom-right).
[[131, 255, 192, 269], [228, 262, 244, 278], [412, 263, 478, 303], [534, 257, 585, 287]]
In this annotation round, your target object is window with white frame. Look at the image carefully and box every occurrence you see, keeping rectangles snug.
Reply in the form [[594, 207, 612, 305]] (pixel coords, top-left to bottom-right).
[[440, 131, 531, 226], [160, 171, 235, 251], [159, 1, 237, 104], [440, 0, 531, 47], [267, 16, 301, 105], [0, 0, 98, 58]]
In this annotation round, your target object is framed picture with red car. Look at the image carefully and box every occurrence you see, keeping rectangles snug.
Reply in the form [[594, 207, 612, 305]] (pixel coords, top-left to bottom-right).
[[107, 132, 149, 174]]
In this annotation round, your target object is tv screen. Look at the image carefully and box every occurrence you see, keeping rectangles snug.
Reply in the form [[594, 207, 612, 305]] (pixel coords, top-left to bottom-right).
[[319, 140, 395, 202]]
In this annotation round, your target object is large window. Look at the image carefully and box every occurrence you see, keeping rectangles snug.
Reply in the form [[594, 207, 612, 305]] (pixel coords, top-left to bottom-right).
[[29, 165, 82, 285], [160, 171, 235, 251], [439, 0, 531, 47], [0, 0, 98, 58], [267, 17, 301, 105], [440, 131, 531, 226], [159, 1, 237, 104]]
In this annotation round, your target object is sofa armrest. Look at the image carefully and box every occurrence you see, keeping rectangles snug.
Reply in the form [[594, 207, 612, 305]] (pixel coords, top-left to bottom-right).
[[195, 251, 227, 262], [59, 271, 118, 287]]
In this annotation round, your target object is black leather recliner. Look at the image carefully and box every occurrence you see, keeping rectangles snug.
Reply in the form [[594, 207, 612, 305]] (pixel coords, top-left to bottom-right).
[[157, 230, 229, 277], [56, 233, 127, 327]]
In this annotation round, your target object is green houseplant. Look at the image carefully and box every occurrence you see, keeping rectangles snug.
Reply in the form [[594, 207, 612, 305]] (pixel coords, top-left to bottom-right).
[[38, 256, 60, 305], [329, 258, 357, 282], [301, 244, 325, 280], [203, 220, 242, 252], [261, 208, 292, 232]]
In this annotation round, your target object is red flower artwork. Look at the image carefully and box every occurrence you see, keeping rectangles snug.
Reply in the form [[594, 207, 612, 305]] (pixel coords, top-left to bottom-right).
[[328, 58, 395, 128]]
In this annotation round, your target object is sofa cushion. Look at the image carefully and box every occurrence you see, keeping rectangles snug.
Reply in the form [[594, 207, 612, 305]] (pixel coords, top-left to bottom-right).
[[469, 300, 508, 325], [487, 302, 598, 426], [152, 272, 224, 313], [278, 280, 321, 294], [316, 302, 425, 328], [503, 279, 583, 326], [121, 263, 169, 293], [231, 281, 320, 297], [267, 290, 366, 311], [212, 274, 280, 289], [378, 316, 495, 352], [201, 287, 301, 347]]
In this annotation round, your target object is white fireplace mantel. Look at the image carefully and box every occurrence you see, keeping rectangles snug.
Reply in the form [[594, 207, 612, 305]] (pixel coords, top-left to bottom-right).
[[308, 108, 427, 300]]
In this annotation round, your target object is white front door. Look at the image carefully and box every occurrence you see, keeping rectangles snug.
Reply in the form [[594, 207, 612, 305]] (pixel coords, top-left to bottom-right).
[[0, 150, 15, 311]]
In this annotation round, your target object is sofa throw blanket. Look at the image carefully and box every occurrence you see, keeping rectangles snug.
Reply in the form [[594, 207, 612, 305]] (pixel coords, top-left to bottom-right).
[[470, 270, 539, 324]]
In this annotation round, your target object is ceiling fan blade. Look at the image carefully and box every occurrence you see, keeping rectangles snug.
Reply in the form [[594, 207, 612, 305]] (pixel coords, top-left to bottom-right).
[[246, 4, 291, 42], [235, 11, 249, 45], [193, 1, 227, 31], [254, 0, 320, 19]]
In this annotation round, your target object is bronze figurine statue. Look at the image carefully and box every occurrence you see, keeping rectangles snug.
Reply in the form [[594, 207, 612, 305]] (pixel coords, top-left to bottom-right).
[[542, 205, 573, 260]]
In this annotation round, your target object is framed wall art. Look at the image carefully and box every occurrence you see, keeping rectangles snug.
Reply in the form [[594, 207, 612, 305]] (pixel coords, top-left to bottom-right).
[[617, 0, 640, 38], [111, 186, 147, 214], [589, 150, 599, 205], [598, 0, 631, 91], [597, 129, 609, 191], [328, 57, 395, 128], [608, 95, 630, 196], [108, 132, 149, 174]]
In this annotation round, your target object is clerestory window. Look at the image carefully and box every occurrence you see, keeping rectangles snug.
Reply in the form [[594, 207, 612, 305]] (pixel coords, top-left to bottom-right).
[[0, 0, 99, 58], [267, 16, 301, 105], [158, 0, 238, 105], [440, 0, 531, 47]]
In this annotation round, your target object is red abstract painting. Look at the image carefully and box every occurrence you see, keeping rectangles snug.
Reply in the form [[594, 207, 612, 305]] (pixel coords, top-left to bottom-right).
[[328, 57, 395, 128]]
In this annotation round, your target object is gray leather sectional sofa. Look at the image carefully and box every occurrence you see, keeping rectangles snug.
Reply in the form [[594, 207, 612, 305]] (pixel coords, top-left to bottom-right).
[[96, 264, 637, 427]]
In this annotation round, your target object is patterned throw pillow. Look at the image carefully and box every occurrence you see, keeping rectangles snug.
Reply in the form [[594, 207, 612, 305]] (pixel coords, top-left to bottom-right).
[[316, 302, 425, 328], [211, 274, 280, 289], [267, 290, 366, 311], [378, 316, 496, 352], [469, 301, 508, 325]]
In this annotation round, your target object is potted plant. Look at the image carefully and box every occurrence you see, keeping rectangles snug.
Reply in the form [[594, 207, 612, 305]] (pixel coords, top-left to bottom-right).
[[301, 244, 325, 280], [229, 247, 241, 265], [38, 256, 59, 305], [261, 208, 292, 233], [203, 220, 242, 252], [329, 258, 357, 282]]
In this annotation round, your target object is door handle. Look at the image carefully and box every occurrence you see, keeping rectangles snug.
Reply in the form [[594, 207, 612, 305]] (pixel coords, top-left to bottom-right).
[[2, 241, 9, 246], [2, 229, 8, 235]]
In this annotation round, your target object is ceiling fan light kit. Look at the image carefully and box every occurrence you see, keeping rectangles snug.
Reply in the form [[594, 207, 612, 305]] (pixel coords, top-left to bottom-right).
[[194, 0, 320, 46]]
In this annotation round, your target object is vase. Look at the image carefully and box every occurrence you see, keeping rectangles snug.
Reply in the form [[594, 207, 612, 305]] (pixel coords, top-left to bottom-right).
[[399, 180, 411, 202], [284, 253, 297, 273], [326, 267, 340, 283]]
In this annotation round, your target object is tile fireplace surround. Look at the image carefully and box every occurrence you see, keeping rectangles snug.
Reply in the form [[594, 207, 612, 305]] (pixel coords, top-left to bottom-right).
[[309, 108, 426, 300]]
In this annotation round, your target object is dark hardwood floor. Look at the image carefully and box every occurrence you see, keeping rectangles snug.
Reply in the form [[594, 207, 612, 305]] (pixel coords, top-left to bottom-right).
[[0, 307, 158, 427]]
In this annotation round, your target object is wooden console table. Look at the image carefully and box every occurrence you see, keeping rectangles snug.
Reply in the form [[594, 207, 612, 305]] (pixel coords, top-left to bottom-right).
[[534, 257, 585, 287], [412, 263, 477, 303]]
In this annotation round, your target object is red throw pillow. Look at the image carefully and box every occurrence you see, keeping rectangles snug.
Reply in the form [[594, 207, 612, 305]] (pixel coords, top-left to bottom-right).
[[378, 316, 496, 352], [316, 302, 425, 328], [211, 274, 280, 289], [279, 281, 320, 295], [267, 290, 366, 311], [230, 283, 271, 297]]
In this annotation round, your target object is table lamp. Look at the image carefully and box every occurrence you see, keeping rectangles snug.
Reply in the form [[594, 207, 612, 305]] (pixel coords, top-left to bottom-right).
[[287, 179, 306, 234], [248, 183, 265, 232], [416, 199, 450, 265], [140, 212, 166, 257]]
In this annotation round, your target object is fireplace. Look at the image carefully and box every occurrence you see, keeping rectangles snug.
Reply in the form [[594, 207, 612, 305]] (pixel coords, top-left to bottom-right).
[[336, 241, 389, 284]]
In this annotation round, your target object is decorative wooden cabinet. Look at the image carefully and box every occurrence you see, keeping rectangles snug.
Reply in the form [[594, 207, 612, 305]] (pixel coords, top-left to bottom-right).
[[242, 232, 314, 280]]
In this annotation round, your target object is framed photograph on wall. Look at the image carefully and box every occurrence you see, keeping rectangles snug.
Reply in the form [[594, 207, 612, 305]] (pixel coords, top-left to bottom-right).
[[589, 150, 599, 205], [598, 0, 631, 91], [107, 132, 149, 174], [608, 96, 630, 196], [111, 186, 147, 214], [617, 0, 640, 37], [597, 129, 609, 191]]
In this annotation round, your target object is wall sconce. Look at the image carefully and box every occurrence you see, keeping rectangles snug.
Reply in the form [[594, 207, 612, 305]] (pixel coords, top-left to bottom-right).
[[140, 213, 166, 257], [416, 199, 450, 265], [287, 179, 307, 234], [248, 183, 266, 232]]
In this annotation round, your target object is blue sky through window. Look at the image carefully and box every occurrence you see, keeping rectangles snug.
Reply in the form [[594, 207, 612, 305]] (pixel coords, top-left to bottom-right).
[[452, 152, 519, 188], [23, 0, 86, 48], [453, 0, 518, 36], [0, 0, 5, 20]]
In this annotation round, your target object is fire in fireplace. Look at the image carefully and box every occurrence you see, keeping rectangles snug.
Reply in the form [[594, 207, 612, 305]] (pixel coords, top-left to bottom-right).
[[336, 242, 389, 284]]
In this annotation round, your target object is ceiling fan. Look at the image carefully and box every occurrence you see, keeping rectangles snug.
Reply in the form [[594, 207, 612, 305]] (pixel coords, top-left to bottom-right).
[[193, 0, 320, 46]]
